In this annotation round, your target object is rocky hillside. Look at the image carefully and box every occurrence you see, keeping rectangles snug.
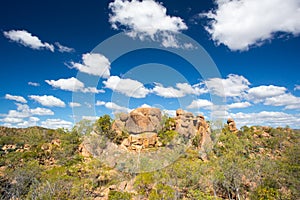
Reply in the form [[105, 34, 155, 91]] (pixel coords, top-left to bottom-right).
[[0, 108, 299, 199]]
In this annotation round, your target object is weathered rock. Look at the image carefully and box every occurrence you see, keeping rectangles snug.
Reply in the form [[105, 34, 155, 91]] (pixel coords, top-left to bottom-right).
[[119, 113, 129, 122], [227, 118, 238, 132], [128, 132, 158, 149], [79, 143, 92, 158], [176, 109, 184, 117], [174, 109, 197, 138], [126, 108, 162, 134], [197, 115, 212, 161]]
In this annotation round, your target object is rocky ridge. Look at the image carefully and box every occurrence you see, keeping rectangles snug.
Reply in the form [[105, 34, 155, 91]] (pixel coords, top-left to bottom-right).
[[111, 107, 213, 153]]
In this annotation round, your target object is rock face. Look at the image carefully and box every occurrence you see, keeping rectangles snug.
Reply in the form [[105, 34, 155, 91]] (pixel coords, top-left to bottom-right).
[[112, 108, 162, 135], [174, 110, 212, 161], [126, 108, 162, 134], [175, 109, 196, 137], [112, 108, 162, 150], [122, 132, 160, 151], [227, 118, 238, 132], [174, 109, 213, 159], [112, 107, 213, 152]]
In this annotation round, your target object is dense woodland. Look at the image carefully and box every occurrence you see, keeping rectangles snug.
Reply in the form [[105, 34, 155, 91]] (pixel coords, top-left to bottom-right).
[[0, 115, 299, 199]]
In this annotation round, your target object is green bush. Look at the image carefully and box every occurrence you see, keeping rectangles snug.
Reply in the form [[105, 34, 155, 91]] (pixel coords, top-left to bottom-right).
[[108, 190, 131, 200], [158, 130, 178, 146], [95, 115, 118, 141], [187, 189, 220, 200], [149, 183, 175, 200], [251, 186, 279, 200]]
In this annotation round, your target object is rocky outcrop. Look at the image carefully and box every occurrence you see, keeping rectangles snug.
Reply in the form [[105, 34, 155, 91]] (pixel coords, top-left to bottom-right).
[[227, 118, 238, 133], [174, 109, 213, 160], [112, 108, 162, 135], [112, 108, 162, 150], [174, 109, 196, 138], [111, 108, 213, 153], [121, 132, 162, 151]]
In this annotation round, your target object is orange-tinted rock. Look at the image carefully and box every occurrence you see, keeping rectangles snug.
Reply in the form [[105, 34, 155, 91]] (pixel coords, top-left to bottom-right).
[[125, 108, 162, 134], [227, 118, 238, 132]]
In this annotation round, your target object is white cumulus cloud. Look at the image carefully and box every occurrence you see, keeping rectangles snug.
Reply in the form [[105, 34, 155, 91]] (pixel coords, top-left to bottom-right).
[[230, 111, 300, 128], [30, 107, 54, 116], [109, 0, 187, 48], [247, 85, 287, 102], [105, 102, 131, 113], [45, 77, 104, 94], [203, 0, 300, 51], [96, 101, 106, 106], [69, 102, 81, 108], [41, 119, 73, 130], [70, 53, 110, 78], [0, 104, 53, 126], [5, 94, 27, 103], [295, 85, 300, 91], [187, 99, 213, 110], [205, 74, 250, 97], [3, 30, 54, 52], [227, 102, 251, 109], [264, 93, 300, 110], [103, 76, 150, 98], [96, 100, 131, 113], [153, 82, 207, 98], [29, 95, 66, 107]]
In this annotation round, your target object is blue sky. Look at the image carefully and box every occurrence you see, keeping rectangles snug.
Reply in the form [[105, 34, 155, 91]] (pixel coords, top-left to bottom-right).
[[1, 0, 300, 129]]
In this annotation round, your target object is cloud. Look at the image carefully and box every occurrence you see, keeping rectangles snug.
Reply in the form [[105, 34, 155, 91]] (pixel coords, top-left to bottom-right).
[[205, 74, 250, 97], [153, 82, 207, 98], [109, 0, 187, 48], [103, 76, 150, 98], [30, 107, 54, 116], [55, 42, 75, 53], [0, 103, 53, 125], [41, 119, 73, 129], [295, 85, 300, 91], [17, 117, 40, 127], [69, 102, 81, 108], [70, 53, 110, 78], [96, 100, 131, 113], [247, 85, 287, 102], [3, 30, 54, 52], [82, 116, 99, 121], [46, 77, 104, 93], [230, 111, 300, 128], [96, 101, 106, 106], [105, 102, 131, 113], [162, 109, 176, 117], [187, 99, 213, 109], [28, 82, 40, 87], [227, 102, 251, 109], [140, 104, 152, 108], [29, 95, 66, 107], [203, 0, 300, 51], [264, 93, 300, 109], [1, 117, 23, 124], [5, 94, 27, 103]]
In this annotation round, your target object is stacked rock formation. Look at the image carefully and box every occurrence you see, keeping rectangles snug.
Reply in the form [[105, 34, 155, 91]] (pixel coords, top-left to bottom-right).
[[112, 107, 213, 152], [112, 108, 162, 150], [227, 118, 238, 133], [174, 109, 197, 138], [174, 109, 212, 160]]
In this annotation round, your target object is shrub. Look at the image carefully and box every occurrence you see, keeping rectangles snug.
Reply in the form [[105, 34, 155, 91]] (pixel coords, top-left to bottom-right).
[[108, 190, 131, 200]]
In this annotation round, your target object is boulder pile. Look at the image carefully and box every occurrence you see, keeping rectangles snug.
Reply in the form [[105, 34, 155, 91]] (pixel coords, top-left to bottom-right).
[[112, 108, 162, 150], [227, 118, 238, 133], [112, 107, 213, 152]]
